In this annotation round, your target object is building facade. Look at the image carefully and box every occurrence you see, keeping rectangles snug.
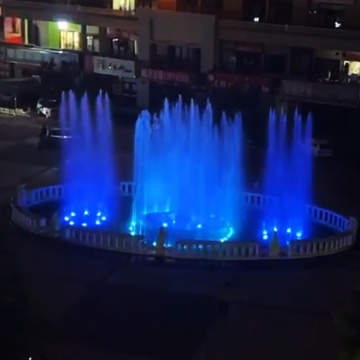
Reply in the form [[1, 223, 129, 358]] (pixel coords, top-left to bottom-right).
[[0, 0, 359, 107]]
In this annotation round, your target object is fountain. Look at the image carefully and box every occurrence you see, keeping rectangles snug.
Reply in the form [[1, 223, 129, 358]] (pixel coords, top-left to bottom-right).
[[11, 95, 356, 261], [130, 97, 243, 244], [263, 109, 313, 244], [60, 91, 117, 227]]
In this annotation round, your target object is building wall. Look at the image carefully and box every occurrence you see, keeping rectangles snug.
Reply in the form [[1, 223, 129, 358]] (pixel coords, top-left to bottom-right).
[[136, 7, 215, 108], [137, 7, 215, 72]]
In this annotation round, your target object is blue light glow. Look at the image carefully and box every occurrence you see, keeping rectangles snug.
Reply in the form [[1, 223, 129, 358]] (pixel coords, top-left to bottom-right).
[[60, 91, 117, 229], [263, 109, 313, 244], [131, 97, 243, 243]]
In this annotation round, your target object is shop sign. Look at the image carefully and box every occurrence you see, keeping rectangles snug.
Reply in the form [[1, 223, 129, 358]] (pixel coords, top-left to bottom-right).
[[92, 56, 135, 78], [207, 73, 272, 91], [141, 69, 191, 84], [4, 17, 23, 44], [0, 107, 30, 117], [281, 80, 360, 107]]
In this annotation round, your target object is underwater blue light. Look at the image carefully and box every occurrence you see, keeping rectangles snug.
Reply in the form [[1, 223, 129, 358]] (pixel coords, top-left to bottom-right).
[[130, 231, 135, 236], [262, 230, 268, 235], [273, 227, 278, 232], [263, 234, 269, 240], [131, 97, 243, 242], [64, 216, 70, 221], [69, 221, 74, 226], [101, 216, 106, 221], [264, 110, 313, 246], [152, 241, 156, 246], [60, 91, 116, 234]]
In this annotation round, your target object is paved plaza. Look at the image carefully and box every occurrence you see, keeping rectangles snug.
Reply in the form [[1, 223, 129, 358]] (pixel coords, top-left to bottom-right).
[[0, 114, 359, 359]]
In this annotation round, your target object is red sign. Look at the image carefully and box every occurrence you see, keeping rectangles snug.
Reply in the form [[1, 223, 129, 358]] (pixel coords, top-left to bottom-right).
[[4, 17, 23, 44], [208, 73, 272, 91], [141, 68, 190, 84]]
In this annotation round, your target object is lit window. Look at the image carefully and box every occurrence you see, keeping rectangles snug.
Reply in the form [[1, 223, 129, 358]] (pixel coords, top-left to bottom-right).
[[253, 17, 260, 22], [60, 31, 80, 50], [335, 21, 341, 28], [112, 0, 135, 12]]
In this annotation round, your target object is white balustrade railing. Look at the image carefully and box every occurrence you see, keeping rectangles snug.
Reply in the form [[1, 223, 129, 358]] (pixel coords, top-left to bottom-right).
[[174, 240, 259, 260], [62, 227, 145, 253], [11, 203, 47, 234], [11, 183, 358, 260]]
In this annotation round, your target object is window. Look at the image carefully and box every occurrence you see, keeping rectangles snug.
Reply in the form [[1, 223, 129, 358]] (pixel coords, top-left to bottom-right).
[[87, 35, 99, 52], [60, 31, 80, 50], [167, 45, 183, 61], [111, 37, 134, 58], [112, 0, 135, 12], [187, 47, 201, 72], [290, 47, 314, 77]]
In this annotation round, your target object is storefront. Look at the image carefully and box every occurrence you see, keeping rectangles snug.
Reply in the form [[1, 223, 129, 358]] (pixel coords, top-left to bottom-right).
[[5, 45, 79, 69], [84, 55, 137, 103]]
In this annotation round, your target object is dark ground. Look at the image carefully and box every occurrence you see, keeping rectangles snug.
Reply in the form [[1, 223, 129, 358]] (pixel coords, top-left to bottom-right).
[[0, 111, 359, 359]]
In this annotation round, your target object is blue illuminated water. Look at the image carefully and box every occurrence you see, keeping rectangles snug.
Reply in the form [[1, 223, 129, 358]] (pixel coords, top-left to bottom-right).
[[32, 95, 331, 246], [131, 97, 243, 243], [60, 91, 116, 227], [263, 109, 313, 243]]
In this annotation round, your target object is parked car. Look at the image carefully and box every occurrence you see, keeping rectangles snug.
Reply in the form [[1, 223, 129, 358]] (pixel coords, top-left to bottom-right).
[[38, 127, 72, 151], [311, 138, 334, 157], [36, 98, 59, 118]]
